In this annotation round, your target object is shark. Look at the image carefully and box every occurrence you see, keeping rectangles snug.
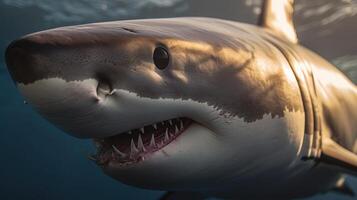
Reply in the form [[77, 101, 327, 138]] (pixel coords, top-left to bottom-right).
[[4, 0, 357, 199]]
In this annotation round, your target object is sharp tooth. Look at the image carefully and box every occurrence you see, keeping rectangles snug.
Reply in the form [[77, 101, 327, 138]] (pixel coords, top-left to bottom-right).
[[153, 124, 157, 130], [137, 134, 146, 152], [112, 145, 127, 158], [165, 128, 170, 142], [130, 139, 139, 157], [169, 120, 173, 126], [140, 128, 145, 134], [87, 155, 97, 162], [150, 134, 156, 147], [180, 120, 184, 129], [175, 125, 179, 133]]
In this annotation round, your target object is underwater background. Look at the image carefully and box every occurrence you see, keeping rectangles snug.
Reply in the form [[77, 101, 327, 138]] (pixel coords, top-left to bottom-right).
[[0, 0, 356, 199]]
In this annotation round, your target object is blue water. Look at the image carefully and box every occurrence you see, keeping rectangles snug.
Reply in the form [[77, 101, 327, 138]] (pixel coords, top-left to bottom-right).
[[1, 1, 357, 200]]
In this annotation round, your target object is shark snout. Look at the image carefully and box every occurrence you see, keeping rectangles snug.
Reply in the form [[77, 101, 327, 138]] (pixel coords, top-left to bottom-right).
[[5, 31, 105, 85], [5, 36, 43, 84]]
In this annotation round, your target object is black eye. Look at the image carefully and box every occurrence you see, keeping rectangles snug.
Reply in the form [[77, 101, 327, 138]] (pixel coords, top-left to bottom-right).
[[153, 47, 169, 70]]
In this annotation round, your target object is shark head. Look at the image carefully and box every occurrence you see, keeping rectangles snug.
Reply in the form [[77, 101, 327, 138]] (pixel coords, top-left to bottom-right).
[[5, 18, 305, 193]]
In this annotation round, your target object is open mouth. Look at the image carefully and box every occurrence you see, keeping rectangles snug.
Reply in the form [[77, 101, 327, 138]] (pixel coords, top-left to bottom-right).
[[91, 117, 193, 166]]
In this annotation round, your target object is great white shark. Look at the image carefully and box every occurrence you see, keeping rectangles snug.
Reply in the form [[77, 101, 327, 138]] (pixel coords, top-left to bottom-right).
[[4, 0, 357, 199]]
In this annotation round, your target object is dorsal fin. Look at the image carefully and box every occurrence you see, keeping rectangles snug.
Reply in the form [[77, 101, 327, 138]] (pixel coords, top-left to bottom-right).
[[258, 0, 298, 43]]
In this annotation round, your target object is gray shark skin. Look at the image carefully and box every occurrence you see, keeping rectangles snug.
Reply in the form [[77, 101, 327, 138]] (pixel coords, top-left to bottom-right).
[[4, 0, 357, 199]]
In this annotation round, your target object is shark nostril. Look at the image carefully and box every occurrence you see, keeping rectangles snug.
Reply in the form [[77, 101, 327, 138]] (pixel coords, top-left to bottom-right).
[[96, 79, 113, 99]]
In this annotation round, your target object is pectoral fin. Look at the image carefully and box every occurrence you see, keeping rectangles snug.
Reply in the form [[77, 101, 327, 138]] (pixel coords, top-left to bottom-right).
[[319, 138, 357, 176], [331, 177, 355, 196]]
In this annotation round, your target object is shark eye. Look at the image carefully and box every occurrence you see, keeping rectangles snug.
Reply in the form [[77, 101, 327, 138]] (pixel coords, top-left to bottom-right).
[[153, 47, 169, 70]]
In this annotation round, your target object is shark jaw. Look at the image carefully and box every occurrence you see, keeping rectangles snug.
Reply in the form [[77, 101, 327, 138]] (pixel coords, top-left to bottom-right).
[[14, 78, 306, 194], [92, 117, 193, 166]]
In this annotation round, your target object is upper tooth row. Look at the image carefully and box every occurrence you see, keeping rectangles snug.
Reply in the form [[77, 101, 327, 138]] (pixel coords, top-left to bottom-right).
[[126, 120, 183, 135], [111, 124, 184, 159]]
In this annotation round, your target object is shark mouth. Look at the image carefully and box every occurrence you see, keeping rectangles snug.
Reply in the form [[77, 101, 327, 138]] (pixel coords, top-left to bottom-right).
[[91, 118, 193, 166]]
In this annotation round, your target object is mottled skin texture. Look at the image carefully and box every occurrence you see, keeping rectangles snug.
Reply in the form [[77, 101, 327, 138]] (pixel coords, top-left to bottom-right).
[[5, 17, 357, 199]]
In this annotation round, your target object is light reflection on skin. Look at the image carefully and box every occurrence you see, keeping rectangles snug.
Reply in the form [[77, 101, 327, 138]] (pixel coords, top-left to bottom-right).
[[164, 39, 253, 75]]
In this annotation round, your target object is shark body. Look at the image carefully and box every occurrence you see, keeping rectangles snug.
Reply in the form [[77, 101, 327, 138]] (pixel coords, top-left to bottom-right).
[[4, 0, 357, 199]]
